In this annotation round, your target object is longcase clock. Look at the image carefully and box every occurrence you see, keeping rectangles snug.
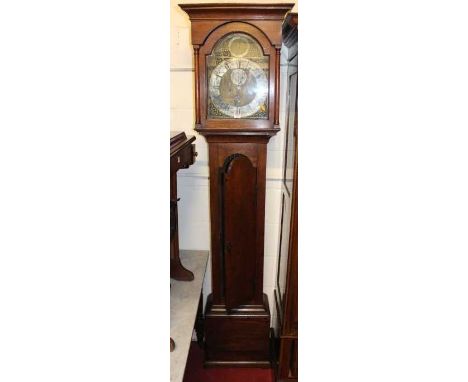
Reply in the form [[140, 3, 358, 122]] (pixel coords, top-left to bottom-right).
[[180, 2, 294, 367]]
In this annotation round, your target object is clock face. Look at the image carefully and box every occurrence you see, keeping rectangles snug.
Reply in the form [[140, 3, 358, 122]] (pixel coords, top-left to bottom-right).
[[207, 33, 269, 120], [209, 58, 268, 119]]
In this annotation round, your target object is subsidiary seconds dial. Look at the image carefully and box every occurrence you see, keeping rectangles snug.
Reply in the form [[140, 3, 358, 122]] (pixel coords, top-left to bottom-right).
[[209, 58, 268, 119]]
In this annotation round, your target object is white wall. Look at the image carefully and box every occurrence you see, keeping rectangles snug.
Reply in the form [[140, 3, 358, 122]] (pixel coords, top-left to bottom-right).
[[170, 0, 297, 323]]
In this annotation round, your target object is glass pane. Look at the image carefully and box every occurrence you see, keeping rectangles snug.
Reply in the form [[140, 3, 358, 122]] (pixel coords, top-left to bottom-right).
[[207, 33, 269, 120], [277, 193, 291, 308], [283, 72, 297, 193]]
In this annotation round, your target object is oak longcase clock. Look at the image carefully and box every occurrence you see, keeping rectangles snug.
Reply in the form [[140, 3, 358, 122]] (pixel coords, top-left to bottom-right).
[[180, 2, 294, 367]]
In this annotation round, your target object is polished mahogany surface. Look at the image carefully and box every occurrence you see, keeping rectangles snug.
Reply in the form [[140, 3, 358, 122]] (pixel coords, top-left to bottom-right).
[[222, 154, 258, 310], [180, 3, 294, 368]]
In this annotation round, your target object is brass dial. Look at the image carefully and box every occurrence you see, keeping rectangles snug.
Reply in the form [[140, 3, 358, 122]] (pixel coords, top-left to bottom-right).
[[206, 32, 269, 120], [209, 58, 268, 119]]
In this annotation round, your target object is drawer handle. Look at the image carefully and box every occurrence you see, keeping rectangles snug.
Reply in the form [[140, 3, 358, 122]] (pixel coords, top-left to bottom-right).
[[177, 156, 181, 163]]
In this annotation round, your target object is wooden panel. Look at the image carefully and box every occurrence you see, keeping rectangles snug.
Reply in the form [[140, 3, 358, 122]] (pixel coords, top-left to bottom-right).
[[217, 143, 258, 167], [208, 143, 222, 303], [222, 154, 258, 310], [170, 136, 196, 174], [277, 337, 298, 381], [205, 316, 269, 354], [179, 3, 294, 21], [179, 2, 294, 47], [289, 339, 298, 378]]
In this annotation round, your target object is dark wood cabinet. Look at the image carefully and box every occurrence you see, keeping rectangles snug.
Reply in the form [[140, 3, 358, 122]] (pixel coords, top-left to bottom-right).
[[170, 131, 197, 281], [273, 12, 298, 382], [180, 2, 294, 368]]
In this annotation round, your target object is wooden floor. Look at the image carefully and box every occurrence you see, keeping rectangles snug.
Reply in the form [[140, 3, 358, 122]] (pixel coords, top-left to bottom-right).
[[183, 342, 274, 382]]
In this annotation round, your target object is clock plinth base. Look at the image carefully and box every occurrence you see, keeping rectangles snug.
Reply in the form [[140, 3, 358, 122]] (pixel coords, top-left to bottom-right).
[[203, 294, 271, 368]]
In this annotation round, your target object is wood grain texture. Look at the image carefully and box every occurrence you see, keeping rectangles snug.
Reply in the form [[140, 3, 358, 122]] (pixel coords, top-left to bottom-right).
[[274, 48, 281, 125], [194, 48, 201, 125], [204, 294, 271, 367], [223, 154, 258, 310], [179, 3, 293, 367], [179, 3, 295, 22]]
